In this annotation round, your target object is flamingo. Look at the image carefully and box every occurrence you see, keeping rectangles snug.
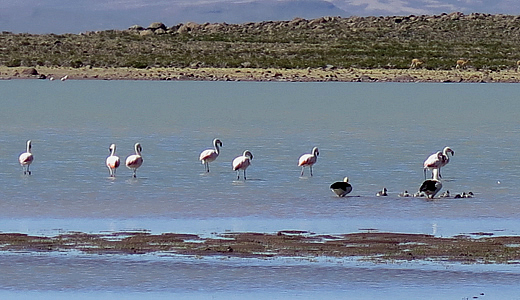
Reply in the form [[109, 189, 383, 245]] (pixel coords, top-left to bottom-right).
[[105, 143, 120, 177], [419, 168, 442, 199], [199, 138, 222, 172], [125, 143, 143, 178], [298, 147, 319, 176], [330, 177, 352, 197], [19, 140, 34, 175], [232, 150, 253, 180], [423, 146, 454, 179]]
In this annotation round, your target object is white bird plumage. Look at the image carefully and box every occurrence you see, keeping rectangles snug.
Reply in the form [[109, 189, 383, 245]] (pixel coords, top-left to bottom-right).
[[232, 150, 253, 180], [106, 143, 120, 177], [423, 146, 454, 179], [19, 140, 34, 175], [125, 143, 143, 178], [199, 138, 222, 172], [298, 147, 319, 176], [330, 177, 352, 197]]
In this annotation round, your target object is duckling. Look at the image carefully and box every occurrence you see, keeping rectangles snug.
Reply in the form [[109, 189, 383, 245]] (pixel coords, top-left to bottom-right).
[[398, 190, 411, 197], [376, 188, 388, 196], [439, 190, 450, 198], [461, 192, 474, 198]]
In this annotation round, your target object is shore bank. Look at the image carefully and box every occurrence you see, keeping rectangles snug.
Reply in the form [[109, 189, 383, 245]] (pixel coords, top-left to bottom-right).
[[2, 231, 520, 264], [3, 66, 520, 83]]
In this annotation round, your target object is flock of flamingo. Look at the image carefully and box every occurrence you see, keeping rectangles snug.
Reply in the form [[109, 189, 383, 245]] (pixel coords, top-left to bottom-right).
[[18, 138, 460, 199], [17, 138, 315, 181]]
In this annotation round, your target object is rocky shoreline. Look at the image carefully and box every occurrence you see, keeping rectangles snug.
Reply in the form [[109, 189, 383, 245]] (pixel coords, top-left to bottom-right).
[[1, 231, 519, 263], [3, 66, 520, 83]]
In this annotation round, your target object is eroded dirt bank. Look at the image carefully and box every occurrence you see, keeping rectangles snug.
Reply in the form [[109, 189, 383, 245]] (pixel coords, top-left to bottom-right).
[[3, 66, 520, 83]]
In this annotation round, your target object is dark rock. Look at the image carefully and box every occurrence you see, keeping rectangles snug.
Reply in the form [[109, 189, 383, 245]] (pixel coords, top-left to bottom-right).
[[21, 68, 38, 75]]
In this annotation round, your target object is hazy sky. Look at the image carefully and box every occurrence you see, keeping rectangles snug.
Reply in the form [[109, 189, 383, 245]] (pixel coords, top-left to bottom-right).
[[1, 0, 519, 33]]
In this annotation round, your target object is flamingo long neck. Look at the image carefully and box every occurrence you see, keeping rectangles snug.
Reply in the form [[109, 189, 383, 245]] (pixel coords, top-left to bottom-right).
[[135, 145, 141, 156], [442, 149, 451, 164], [26, 141, 32, 153], [110, 147, 116, 156], [244, 151, 252, 160], [214, 141, 220, 154]]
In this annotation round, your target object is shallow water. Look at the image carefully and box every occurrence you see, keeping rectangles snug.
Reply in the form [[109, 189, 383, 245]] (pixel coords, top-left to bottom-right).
[[1, 80, 520, 298]]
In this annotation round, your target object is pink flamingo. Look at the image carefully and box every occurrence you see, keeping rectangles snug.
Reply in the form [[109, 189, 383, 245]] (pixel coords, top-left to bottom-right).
[[199, 138, 222, 172], [423, 146, 454, 179], [232, 150, 253, 180], [105, 143, 120, 177], [298, 147, 319, 176], [125, 143, 143, 178], [19, 140, 34, 175]]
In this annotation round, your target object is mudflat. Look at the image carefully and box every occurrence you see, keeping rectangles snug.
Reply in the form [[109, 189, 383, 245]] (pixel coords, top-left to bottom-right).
[[1, 231, 520, 264]]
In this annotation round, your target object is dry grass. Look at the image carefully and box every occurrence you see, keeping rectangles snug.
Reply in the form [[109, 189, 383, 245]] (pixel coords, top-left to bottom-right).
[[3, 13, 520, 72]]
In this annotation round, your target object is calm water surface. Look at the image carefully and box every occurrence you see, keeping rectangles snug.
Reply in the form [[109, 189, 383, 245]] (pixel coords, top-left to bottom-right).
[[1, 80, 519, 298]]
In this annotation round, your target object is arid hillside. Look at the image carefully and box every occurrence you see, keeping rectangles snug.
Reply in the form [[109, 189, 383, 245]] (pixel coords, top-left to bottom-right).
[[2, 12, 520, 71]]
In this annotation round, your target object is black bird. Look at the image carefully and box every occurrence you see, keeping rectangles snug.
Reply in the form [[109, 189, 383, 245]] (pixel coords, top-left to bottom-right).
[[330, 177, 352, 197], [419, 169, 442, 199]]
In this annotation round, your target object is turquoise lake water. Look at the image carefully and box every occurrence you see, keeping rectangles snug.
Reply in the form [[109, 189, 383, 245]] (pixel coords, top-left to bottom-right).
[[0, 80, 519, 299]]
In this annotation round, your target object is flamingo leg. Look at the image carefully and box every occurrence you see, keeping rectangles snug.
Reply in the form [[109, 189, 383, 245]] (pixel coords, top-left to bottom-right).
[[244, 169, 247, 180], [310, 166, 313, 177], [300, 167, 304, 176]]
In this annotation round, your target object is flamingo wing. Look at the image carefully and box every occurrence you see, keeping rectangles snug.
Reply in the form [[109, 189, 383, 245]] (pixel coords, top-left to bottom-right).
[[233, 156, 250, 171], [298, 154, 315, 166], [200, 149, 217, 162], [106, 156, 120, 169], [423, 152, 442, 169], [126, 155, 143, 169], [19, 153, 33, 165]]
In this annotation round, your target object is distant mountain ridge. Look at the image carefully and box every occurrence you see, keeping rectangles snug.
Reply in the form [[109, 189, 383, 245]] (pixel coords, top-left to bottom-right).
[[1, 0, 519, 34], [1, 0, 347, 34]]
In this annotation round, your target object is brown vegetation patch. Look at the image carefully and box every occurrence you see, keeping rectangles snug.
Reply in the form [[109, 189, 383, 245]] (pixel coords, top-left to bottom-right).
[[1, 231, 520, 264]]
